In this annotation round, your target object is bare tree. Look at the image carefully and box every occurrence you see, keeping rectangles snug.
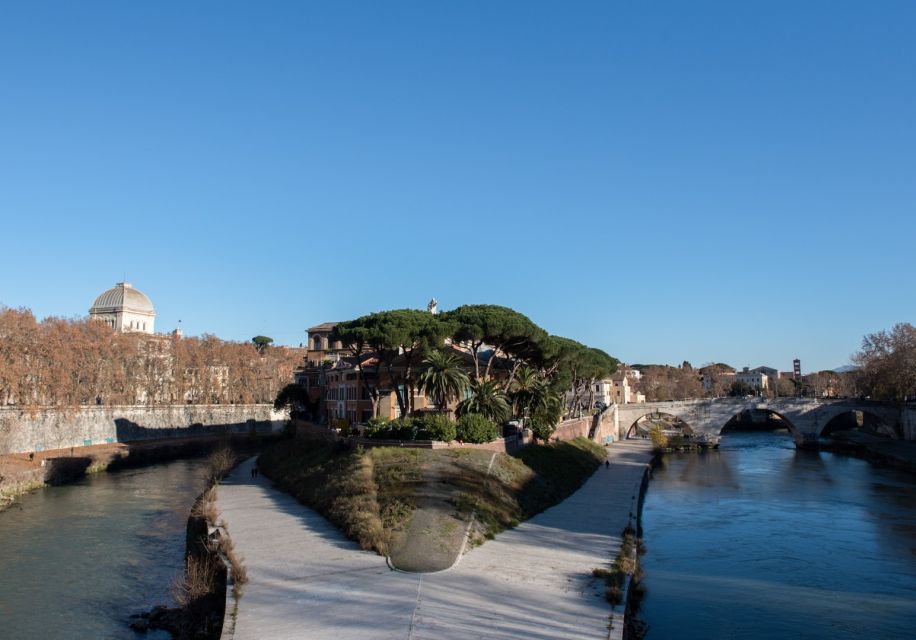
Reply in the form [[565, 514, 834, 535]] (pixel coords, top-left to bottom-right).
[[853, 323, 916, 402]]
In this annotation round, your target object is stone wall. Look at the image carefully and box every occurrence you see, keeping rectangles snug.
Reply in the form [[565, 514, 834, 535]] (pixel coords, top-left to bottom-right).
[[904, 406, 916, 441], [553, 416, 592, 441], [0, 405, 288, 455]]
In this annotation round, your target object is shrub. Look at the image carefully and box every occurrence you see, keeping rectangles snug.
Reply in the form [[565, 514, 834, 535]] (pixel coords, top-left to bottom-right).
[[170, 555, 218, 607], [529, 410, 558, 443], [365, 416, 390, 433], [415, 413, 457, 442], [648, 425, 668, 450], [364, 416, 417, 440], [206, 446, 237, 483], [456, 413, 499, 443]]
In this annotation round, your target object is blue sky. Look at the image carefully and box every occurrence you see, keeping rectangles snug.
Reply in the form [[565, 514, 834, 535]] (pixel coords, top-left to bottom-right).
[[1, 1, 914, 373]]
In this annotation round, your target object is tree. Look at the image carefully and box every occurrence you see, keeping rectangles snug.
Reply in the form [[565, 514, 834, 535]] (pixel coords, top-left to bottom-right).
[[252, 336, 273, 353], [774, 377, 798, 397], [508, 366, 541, 419], [273, 383, 310, 413], [638, 364, 703, 401], [728, 381, 755, 397], [544, 336, 618, 416], [457, 378, 511, 424], [334, 309, 450, 416], [442, 304, 548, 386], [699, 363, 737, 398], [854, 323, 916, 401], [417, 350, 470, 414], [0, 307, 299, 407], [331, 317, 382, 417], [529, 393, 563, 442]]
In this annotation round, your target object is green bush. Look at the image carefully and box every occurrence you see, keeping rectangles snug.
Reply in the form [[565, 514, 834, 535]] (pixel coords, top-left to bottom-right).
[[529, 411, 558, 443], [390, 418, 417, 440], [364, 416, 418, 440], [456, 413, 499, 443], [416, 414, 457, 442], [364, 417, 392, 439]]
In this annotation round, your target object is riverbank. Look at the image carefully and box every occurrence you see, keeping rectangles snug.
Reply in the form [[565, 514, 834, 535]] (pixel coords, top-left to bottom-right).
[[0, 433, 283, 511], [820, 430, 916, 472]]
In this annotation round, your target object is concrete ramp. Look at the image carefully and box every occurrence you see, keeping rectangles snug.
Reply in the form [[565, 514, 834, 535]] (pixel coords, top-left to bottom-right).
[[217, 441, 653, 640]]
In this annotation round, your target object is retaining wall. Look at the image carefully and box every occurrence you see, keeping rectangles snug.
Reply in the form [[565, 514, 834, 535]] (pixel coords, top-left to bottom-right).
[[904, 407, 916, 441], [553, 416, 592, 441], [0, 405, 288, 455]]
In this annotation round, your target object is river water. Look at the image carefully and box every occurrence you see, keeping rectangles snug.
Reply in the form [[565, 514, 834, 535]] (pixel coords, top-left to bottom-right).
[[639, 431, 916, 639], [0, 459, 209, 639]]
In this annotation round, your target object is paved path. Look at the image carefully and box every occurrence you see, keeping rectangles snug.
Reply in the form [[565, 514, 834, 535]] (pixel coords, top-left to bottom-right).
[[217, 440, 654, 640]]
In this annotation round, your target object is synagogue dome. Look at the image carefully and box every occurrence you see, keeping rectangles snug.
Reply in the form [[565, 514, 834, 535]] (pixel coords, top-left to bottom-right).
[[89, 282, 156, 333]]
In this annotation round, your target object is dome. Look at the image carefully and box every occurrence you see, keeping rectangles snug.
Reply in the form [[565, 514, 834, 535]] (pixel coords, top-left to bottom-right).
[[90, 282, 155, 314]]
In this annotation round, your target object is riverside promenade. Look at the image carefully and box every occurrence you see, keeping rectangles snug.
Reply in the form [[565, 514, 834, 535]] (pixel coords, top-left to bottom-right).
[[216, 440, 654, 640]]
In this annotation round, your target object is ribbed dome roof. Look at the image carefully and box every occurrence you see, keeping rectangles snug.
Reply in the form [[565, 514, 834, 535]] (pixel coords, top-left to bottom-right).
[[90, 282, 155, 314]]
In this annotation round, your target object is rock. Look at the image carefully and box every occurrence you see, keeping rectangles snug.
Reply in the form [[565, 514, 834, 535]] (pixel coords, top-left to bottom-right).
[[129, 619, 149, 632], [147, 605, 171, 627]]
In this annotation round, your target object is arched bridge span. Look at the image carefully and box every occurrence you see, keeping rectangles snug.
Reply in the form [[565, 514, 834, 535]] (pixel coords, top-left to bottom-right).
[[612, 398, 911, 446]]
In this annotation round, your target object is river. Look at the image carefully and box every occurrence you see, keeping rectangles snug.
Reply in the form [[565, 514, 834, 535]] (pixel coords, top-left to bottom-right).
[[639, 431, 916, 639], [0, 459, 209, 639]]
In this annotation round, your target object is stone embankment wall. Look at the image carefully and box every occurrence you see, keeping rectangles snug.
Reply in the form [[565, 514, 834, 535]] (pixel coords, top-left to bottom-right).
[[904, 406, 916, 441], [0, 405, 288, 455]]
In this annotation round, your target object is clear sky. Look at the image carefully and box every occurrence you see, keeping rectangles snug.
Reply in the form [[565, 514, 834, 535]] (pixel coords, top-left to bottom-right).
[[1, 1, 914, 373]]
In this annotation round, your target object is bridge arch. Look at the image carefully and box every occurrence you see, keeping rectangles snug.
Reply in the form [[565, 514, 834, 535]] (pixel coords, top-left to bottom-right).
[[818, 407, 899, 439], [625, 411, 694, 440], [720, 408, 797, 435]]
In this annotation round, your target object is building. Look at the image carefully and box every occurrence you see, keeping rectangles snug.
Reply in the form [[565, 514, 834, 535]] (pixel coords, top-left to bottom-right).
[[736, 367, 768, 391], [305, 322, 351, 366], [605, 371, 645, 405], [89, 282, 156, 334], [751, 366, 781, 389]]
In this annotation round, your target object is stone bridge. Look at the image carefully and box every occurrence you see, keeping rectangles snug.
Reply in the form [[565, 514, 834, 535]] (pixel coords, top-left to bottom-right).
[[609, 398, 916, 446]]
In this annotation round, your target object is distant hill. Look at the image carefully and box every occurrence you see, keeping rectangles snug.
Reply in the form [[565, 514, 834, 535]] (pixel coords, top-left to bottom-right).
[[832, 365, 859, 373]]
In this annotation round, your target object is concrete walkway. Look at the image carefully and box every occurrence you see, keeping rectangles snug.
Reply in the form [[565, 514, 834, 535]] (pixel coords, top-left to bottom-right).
[[216, 440, 653, 640]]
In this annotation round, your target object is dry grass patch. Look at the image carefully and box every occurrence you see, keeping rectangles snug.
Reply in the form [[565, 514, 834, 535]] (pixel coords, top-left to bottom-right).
[[171, 555, 220, 607], [258, 437, 607, 556], [258, 440, 390, 554]]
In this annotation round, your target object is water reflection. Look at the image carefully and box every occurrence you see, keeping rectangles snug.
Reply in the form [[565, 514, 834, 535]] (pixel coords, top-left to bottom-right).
[[0, 459, 208, 639], [640, 432, 916, 639]]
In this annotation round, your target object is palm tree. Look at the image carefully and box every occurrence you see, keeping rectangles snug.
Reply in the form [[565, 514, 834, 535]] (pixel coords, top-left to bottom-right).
[[457, 378, 511, 424], [418, 350, 470, 414], [509, 366, 541, 419]]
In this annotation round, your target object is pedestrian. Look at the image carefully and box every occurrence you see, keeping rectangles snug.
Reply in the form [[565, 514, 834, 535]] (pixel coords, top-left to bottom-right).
[[605, 460, 610, 469], [250, 466, 256, 479]]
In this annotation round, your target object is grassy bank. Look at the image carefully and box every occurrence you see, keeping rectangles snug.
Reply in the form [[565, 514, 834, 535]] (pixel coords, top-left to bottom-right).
[[258, 437, 607, 559]]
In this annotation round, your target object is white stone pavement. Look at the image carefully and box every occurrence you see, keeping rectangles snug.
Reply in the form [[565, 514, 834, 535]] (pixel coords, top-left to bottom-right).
[[217, 440, 654, 640]]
